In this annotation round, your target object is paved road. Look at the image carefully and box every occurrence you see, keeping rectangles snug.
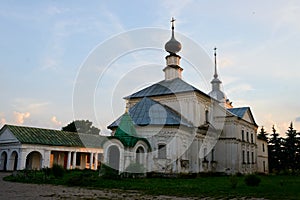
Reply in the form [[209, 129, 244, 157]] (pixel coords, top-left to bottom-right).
[[0, 172, 199, 200]]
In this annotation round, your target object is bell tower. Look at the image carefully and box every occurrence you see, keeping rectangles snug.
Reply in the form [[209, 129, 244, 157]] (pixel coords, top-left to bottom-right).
[[163, 17, 183, 80]]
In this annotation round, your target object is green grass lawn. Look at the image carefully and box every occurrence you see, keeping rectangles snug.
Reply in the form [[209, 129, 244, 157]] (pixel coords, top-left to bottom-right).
[[4, 170, 300, 200]]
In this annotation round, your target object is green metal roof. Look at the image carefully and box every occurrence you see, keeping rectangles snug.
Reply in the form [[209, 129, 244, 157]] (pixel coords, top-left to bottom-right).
[[109, 113, 151, 148], [0, 125, 104, 148]]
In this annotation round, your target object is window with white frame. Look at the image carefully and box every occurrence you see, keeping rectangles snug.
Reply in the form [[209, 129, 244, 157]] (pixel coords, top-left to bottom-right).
[[158, 144, 166, 159]]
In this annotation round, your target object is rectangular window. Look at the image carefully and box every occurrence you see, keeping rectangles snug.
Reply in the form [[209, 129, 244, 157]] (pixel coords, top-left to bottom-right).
[[247, 151, 250, 164], [263, 161, 266, 172], [246, 132, 249, 142], [158, 144, 166, 159], [211, 149, 215, 161], [251, 134, 253, 143], [262, 143, 265, 152], [242, 150, 245, 163], [203, 148, 207, 161], [205, 110, 209, 123], [241, 130, 244, 141], [251, 152, 254, 163]]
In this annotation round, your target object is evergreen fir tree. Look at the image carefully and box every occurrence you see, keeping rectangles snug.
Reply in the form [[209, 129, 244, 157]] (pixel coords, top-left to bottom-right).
[[268, 125, 283, 172], [283, 122, 299, 172], [257, 126, 268, 142]]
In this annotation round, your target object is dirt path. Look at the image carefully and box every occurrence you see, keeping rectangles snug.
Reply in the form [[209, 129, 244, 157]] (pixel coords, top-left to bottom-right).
[[0, 172, 201, 200]]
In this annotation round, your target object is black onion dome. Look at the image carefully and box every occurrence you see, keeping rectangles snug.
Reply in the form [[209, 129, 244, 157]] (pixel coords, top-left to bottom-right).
[[165, 33, 182, 54]]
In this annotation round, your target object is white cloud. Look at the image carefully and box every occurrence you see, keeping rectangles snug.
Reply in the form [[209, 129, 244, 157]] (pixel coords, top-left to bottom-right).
[[12, 98, 49, 114], [0, 113, 6, 126], [226, 83, 254, 96], [51, 116, 62, 127], [42, 58, 59, 70], [13, 111, 30, 125]]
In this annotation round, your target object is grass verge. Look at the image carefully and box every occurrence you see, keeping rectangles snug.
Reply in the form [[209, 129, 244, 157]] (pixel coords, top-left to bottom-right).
[[3, 170, 300, 200]]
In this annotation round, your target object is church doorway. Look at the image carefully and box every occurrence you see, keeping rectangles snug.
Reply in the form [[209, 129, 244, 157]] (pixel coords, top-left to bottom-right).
[[26, 151, 42, 170], [8, 151, 18, 171], [0, 151, 8, 171], [108, 146, 120, 171], [136, 146, 145, 165]]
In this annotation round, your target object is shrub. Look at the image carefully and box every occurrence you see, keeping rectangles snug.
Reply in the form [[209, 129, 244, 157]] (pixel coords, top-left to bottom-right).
[[66, 175, 83, 186], [236, 172, 243, 177], [52, 164, 65, 178], [123, 163, 146, 178], [67, 170, 98, 186], [244, 174, 261, 186], [99, 164, 120, 179], [125, 163, 145, 173], [229, 175, 238, 189]]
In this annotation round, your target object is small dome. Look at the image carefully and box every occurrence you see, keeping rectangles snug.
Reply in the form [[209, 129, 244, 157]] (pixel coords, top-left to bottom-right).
[[165, 18, 182, 54], [165, 35, 182, 54]]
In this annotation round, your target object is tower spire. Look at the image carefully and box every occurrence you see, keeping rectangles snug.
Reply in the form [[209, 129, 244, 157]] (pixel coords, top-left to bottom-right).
[[214, 47, 218, 79], [208, 47, 227, 104]]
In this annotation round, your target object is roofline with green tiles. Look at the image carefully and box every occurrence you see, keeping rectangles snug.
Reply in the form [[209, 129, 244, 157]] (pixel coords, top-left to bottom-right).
[[0, 124, 105, 148]]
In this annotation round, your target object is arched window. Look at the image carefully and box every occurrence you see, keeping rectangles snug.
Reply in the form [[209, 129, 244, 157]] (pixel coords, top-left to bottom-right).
[[136, 146, 145, 164], [108, 146, 120, 171]]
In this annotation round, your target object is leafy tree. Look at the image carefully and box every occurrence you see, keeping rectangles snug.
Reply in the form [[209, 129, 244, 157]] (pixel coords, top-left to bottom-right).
[[62, 120, 100, 135], [268, 125, 283, 173], [282, 122, 299, 172], [257, 126, 268, 142]]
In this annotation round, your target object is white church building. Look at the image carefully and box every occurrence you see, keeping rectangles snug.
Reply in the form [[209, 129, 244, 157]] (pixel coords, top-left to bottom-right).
[[0, 20, 268, 174], [103, 20, 268, 174]]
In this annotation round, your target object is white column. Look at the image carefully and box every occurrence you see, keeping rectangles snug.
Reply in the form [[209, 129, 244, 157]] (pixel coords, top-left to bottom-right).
[[67, 151, 71, 170], [94, 153, 98, 170], [72, 152, 77, 169], [17, 149, 22, 170], [90, 152, 94, 169], [43, 150, 51, 168], [6, 152, 12, 171], [19, 149, 27, 170]]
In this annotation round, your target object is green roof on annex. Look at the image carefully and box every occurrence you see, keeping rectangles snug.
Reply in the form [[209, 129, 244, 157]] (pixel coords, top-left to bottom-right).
[[108, 112, 150, 148], [0, 124, 105, 148]]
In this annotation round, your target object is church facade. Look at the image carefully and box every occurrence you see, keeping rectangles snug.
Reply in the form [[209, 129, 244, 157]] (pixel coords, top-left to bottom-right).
[[0, 20, 268, 175], [104, 20, 268, 174]]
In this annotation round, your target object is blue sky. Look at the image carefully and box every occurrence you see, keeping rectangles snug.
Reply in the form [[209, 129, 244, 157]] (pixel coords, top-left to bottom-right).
[[1, 0, 300, 136]]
